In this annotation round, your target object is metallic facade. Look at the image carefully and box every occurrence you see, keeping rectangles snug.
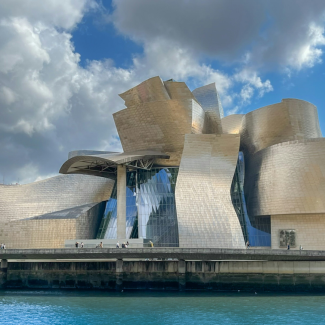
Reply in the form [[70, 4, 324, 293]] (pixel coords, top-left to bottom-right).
[[113, 77, 223, 167], [6, 202, 106, 249], [239, 99, 325, 250], [0, 174, 113, 248], [245, 138, 325, 217], [240, 98, 322, 155], [175, 134, 245, 249], [221, 114, 244, 134], [0, 174, 113, 222], [60, 150, 169, 178], [2, 75, 325, 250], [192, 83, 223, 134]]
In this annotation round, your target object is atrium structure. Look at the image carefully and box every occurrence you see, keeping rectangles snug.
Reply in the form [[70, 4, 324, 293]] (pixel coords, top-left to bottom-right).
[[1, 76, 324, 249]]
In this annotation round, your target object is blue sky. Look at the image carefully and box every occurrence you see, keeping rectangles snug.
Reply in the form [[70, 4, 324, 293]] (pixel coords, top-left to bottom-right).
[[0, 0, 325, 183], [72, 0, 325, 130]]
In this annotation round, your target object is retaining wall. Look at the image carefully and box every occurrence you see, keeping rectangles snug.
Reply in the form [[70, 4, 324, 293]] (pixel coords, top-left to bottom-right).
[[2, 260, 325, 292]]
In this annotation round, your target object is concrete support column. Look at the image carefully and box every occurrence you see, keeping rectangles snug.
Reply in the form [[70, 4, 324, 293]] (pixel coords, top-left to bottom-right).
[[178, 260, 186, 291], [1, 259, 8, 269], [117, 165, 126, 240], [0, 259, 7, 288], [116, 259, 123, 291]]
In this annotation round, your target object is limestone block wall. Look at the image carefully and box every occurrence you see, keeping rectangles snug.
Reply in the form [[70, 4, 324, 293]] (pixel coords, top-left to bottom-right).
[[271, 214, 325, 250]]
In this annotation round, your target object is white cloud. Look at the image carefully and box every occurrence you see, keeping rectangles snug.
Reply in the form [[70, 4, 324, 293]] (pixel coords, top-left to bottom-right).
[[1, 0, 324, 184], [287, 24, 325, 69], [234, 69, 273, 104], [0, 0, 97, 30], [112, 0, 325, 72]]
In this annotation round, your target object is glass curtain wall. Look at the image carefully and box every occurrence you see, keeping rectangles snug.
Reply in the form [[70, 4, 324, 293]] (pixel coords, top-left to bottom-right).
[[97, 167, 179, 247], [137, 168, 179, 247], [231, 152, 271, 246]]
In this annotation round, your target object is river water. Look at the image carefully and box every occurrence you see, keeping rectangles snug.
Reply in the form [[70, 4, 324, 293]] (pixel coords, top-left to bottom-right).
[[0, 290, 324, 324]]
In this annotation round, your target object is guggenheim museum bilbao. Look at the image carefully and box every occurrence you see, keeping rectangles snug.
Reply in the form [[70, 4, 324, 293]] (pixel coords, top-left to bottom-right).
[[0, 76, 324, 250]]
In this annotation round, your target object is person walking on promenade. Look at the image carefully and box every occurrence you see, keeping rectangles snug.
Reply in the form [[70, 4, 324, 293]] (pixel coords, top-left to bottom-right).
[[149, 240, 154, 248], [126, 241, 129, 248], [99, 242, 103, 248], [287, 243, 290, 250], [81, 242, 84, 248], [3, 244, 5, 249], [0, 243, 3, 249], [75, 242, 78, 248], [246, 241, 250, 249], [116, 242, 119, 248]]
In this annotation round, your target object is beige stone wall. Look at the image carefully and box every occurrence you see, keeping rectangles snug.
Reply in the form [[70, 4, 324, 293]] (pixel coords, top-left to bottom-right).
[[271, 214, 325, 250]]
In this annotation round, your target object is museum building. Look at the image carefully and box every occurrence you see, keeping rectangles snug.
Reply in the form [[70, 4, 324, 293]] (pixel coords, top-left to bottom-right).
[[0, 76, 324, 250]]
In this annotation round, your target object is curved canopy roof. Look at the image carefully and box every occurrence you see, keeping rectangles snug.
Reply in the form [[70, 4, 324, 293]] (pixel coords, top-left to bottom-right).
[[59, 150, 170, 179]]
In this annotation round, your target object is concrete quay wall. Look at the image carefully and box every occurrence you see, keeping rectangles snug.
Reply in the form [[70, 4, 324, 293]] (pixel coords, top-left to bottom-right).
[[2, 260, 325, 292]]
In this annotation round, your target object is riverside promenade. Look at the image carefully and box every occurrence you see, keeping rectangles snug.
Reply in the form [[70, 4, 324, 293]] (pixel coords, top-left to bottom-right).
[[2, 248, 325, 292], [1, 247, 325, 261]]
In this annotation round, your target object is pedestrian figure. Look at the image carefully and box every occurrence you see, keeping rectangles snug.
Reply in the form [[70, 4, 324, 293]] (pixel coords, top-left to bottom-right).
[[3, 244, 5, 249], [122, 242, 125, 248], [116, 242, 120, 248], [149, 240, 154, 248], [126, 241, 129, 248], [246, 241, 250, 249], [287, 243, 290, 250], [99, 242, 103, 248], [0, 243, 3, 249], [81, 242, 84, 248], [75, 242, 78, 248]]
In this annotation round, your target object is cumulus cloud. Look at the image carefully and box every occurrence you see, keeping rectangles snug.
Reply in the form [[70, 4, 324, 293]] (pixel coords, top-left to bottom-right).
[[0, 0, 324, 184], [0, 0, 126, 184], [112, 0, 325, 71]]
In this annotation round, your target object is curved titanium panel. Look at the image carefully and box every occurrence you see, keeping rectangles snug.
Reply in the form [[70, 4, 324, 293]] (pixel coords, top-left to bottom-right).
[[192, 83, 223, 134], [119, 76, 170, 106], [0, 174, 114, 222], [222, 114, 244, 134], [240, 99, 321, 155], [164, 80, 197, 102], [245, 138, 325, 217], [175, 134, 245, 248], [60, 150, 169, 178], [68, 150, 117, 159], [3, 202, 106, 249], [113, 100, 205, 166]]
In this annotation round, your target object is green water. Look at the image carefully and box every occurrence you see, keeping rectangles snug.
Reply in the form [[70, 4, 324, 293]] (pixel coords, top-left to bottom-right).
[[0, 291, 324, 324]]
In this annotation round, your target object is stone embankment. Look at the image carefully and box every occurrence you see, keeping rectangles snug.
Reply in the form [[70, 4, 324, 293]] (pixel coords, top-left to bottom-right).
[[1, 248, 325, 291]]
